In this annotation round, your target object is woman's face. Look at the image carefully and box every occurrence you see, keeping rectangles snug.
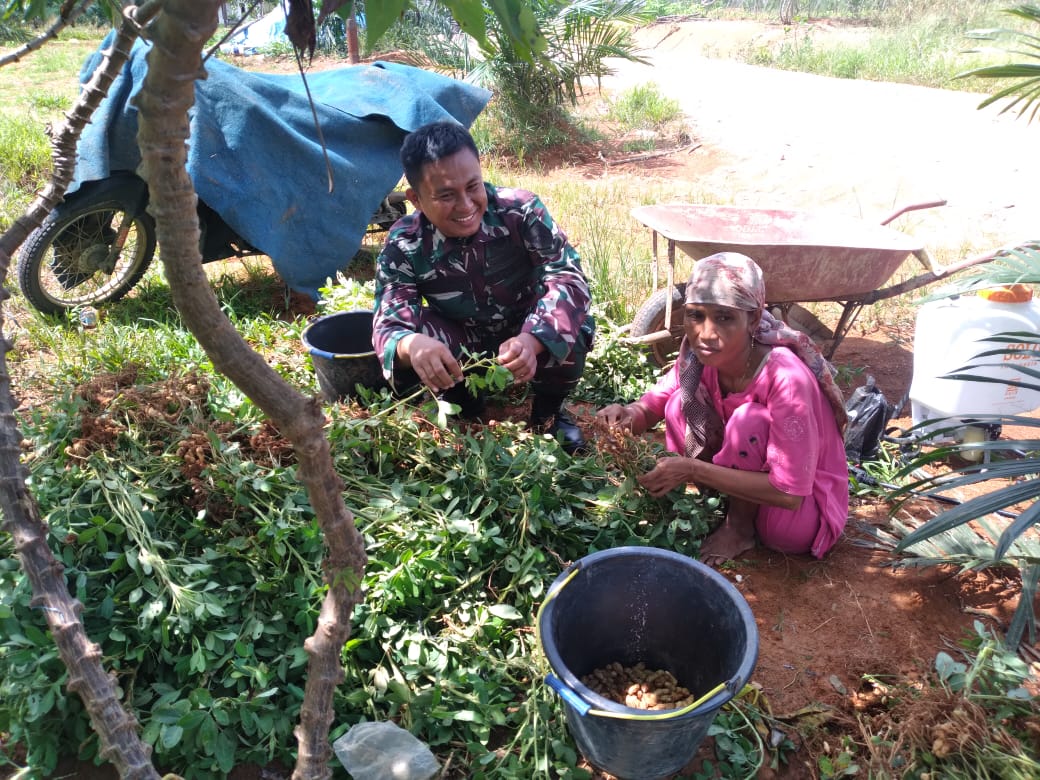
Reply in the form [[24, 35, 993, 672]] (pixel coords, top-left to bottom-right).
[[683, 303, 758, 371]]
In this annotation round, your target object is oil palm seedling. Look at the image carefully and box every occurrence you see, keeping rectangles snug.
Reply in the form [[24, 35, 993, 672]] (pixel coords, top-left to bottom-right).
[[879, 246, 1040, 650], [868, 7, 1040, 651], [466, 0, 651, 147]]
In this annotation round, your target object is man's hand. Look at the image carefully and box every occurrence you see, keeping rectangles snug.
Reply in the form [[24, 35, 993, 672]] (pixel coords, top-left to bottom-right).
[[498, 333, 543, 384], [637, 456, 698, 497], [398, 333, 464, 392]]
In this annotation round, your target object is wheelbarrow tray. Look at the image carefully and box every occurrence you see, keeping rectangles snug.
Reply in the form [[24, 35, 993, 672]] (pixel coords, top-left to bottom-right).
[[630, 204, 924, 303]]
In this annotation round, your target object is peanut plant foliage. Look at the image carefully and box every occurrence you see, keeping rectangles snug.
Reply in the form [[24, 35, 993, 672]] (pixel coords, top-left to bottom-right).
[[1, 339, 720, 776]]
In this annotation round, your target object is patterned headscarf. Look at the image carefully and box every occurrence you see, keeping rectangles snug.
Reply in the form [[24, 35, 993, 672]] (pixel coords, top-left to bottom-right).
[[679, 252, 847, 459]]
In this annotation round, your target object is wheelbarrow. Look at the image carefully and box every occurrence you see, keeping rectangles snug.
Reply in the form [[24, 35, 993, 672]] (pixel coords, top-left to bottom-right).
[[625, 200, 1005, 365]]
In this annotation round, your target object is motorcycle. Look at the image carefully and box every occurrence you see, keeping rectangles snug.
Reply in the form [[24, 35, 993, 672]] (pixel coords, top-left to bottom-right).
[[17, 32, 490, 315], [17, 176, 408, 315]]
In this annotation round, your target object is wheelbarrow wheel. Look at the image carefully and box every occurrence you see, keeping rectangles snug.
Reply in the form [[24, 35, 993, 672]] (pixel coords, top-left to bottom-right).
[[17, 177, 156, 315], [630, 282, 687, 367]]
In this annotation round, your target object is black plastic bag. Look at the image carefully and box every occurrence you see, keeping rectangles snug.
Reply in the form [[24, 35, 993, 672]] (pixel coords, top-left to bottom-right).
[[843, 376, 894, 462]]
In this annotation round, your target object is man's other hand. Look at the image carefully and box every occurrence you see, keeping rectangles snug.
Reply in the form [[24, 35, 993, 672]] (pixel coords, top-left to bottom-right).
[[399, 333, 464, 391], [498, 333, 543, 383]]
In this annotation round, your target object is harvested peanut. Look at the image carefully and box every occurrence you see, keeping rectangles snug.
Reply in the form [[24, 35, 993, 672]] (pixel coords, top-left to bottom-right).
[[580, 662, 696, 710]]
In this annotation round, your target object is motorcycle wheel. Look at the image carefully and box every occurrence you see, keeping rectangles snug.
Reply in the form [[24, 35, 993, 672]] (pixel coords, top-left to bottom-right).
[[630, 282, 687, 367], [17, 179, 157, 315]]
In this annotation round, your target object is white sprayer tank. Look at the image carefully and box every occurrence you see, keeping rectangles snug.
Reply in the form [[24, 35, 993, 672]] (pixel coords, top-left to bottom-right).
[[909, 288, 1040, 433]]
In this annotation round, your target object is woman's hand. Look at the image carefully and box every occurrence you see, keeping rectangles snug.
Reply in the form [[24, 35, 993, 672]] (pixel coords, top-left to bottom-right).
[[597, 402, 655, 435], [498, 333, 543, 383], [398, 333, 464, 392], [637, 456, 697, 497], [597, 403, 636, 431]]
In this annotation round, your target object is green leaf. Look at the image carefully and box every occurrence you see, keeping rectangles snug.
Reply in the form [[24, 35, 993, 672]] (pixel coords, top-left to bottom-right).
[[160, 724, 184, 749], [1006, 564, 1040, 648], [178, 710, 206, 730], [487, 0, 547, 60], [995, 503, 1040, 559], [199, 714, 218, 751], [488, 603, 522, 621], [23, 623, 48, 645], [215, 731, 237, 773], [441, 0, 488, 49], [190, 646, 207, 674], [934, 651, 966, 682], [362, 0, 410, 55], [153, 701, 191, 724]]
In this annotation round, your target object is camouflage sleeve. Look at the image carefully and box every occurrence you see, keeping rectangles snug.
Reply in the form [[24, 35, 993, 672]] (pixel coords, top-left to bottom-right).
[[372, 233, 423, 378], [516, 195, 592, 361]]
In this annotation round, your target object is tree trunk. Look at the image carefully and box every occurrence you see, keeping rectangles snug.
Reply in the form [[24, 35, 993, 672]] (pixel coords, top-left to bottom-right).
[[0, 9, 167, 780], [346, 9, 360, 64], [134, 3, 367, 779]]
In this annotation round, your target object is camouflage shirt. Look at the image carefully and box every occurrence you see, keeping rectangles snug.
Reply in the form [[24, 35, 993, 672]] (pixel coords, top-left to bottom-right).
[[373, 183, 593, 374]]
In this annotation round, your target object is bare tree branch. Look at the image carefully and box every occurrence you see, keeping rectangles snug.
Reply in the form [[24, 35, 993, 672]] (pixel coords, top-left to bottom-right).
[[0, 0, 94, 68], [134, 3, 368, 778]]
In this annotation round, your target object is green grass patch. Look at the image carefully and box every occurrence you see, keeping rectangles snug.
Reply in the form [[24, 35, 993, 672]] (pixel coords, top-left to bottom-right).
[[26, 90, 71, 112], [740, 3, 1011, 89], [0, 36, 99, 119], [0, 115, 51, 190], [607, 83, 683, 130]]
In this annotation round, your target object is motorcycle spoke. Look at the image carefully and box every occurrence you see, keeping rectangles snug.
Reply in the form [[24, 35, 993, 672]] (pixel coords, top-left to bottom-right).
[[37, 214, 149, 308]]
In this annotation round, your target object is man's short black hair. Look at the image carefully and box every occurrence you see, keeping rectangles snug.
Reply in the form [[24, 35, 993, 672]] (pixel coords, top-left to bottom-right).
[[400, 121, 479, 189]]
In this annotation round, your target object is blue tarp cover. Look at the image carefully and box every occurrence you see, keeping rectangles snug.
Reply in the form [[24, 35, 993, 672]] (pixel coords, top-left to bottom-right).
[[74, 32, 491, 298]]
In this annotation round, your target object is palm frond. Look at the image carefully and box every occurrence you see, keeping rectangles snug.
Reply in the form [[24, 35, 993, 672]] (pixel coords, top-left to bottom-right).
[[997, 502, 1040, 558], [861, 513, 1040, 571], [959, 5, 1040, 123], [896, 456, 1040, 497], [1007, 564, 1040, 647], [942, 370, 1040, 393], [1003, 4, 1040, 27], [924, 243, 1040, 300], [894, 480, 1040, 552]]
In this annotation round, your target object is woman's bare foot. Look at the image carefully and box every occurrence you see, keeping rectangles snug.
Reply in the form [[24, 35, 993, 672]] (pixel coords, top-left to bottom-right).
[[700, 500, 757, 568], [700, 523, 755, 568]]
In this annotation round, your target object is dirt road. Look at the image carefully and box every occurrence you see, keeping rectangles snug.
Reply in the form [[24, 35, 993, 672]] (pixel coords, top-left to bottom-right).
[[601, 19, 1039, 257]]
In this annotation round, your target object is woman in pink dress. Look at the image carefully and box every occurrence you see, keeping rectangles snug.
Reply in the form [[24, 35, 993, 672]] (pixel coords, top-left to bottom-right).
[[598, 252, 849, 566]]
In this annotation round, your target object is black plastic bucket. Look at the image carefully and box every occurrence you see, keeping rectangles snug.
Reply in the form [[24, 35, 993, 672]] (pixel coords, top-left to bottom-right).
[[301, 311, 387, 402], [538, 546, 758, 780]]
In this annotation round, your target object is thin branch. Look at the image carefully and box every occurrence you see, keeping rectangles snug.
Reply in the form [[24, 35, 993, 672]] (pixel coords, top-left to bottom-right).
[[603, 142, 700, 165], [0, 0, 93, 68]]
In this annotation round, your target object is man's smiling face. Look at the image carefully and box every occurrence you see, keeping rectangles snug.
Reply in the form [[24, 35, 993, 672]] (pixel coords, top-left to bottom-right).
[[406, 148, 488, 239]]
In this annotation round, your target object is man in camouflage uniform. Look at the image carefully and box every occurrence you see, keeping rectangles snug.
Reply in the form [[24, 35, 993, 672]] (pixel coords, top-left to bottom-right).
[[372, 121, 594, 454]]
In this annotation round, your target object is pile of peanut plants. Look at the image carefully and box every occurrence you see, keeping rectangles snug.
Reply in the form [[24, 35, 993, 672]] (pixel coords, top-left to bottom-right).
[[0, 310, 723, 777]]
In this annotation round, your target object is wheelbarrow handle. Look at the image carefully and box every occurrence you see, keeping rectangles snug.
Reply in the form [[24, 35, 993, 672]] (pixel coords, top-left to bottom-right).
[[879, 199, 948, 226]]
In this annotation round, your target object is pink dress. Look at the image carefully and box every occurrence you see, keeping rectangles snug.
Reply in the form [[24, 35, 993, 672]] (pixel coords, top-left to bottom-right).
[[638, 346, 849, 558]]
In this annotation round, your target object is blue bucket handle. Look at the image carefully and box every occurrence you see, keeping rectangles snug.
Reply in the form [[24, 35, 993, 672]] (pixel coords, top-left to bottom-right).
[[545, 673, 591, 716]]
